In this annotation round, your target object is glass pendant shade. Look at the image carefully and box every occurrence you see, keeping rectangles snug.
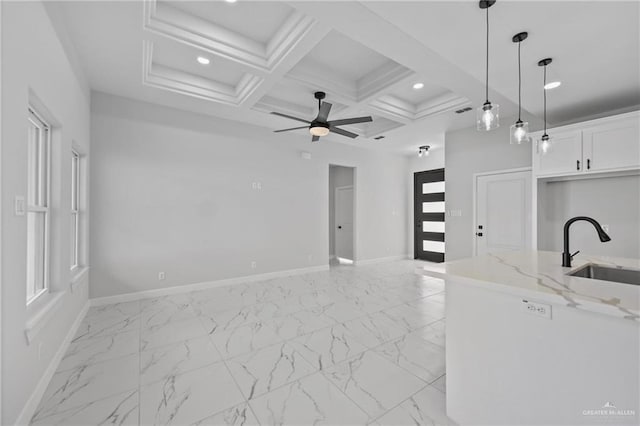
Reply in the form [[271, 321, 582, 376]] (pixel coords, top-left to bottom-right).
[[540, 133, 551, 153], [477, 102, 500, 131], [510, 120, 530, 144]]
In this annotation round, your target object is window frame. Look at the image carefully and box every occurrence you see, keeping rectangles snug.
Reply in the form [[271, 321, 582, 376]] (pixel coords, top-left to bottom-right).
[[70, 149, 80, 271], [26, 108, 51, 305]]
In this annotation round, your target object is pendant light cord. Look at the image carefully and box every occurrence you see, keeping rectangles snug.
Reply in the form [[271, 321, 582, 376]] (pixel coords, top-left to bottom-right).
[[518, 41, 522, 121], [543, 65, 547, 134], [485, 7, 489, 102]]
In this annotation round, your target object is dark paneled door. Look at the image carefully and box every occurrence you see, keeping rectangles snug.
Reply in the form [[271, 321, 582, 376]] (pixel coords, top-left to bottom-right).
[[414, 169, 445, 262]]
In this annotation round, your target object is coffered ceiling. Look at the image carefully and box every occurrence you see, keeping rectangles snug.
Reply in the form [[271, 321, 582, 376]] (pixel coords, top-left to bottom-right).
[[49, 0, 639, 154]]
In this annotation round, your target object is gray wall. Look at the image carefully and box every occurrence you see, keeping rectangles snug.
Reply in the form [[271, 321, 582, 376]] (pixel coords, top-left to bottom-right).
[[538, 175, 640, 258], [1, 2, 91, 423], [444, 124, 532, 260], [90, 93, 409, 298], [328, 165, 354, 257]]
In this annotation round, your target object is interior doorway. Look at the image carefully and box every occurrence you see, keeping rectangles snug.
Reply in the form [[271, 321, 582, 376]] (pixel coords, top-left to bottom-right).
[[474, 168, 532, 256], [329, 165, 355, 265]]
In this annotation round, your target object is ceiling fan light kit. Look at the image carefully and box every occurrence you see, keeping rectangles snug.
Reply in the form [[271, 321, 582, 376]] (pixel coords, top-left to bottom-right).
[[271, 91, 373, 142]]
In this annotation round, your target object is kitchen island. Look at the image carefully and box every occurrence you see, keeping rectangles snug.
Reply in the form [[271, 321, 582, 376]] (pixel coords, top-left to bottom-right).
[[420, 251, 639, 425]]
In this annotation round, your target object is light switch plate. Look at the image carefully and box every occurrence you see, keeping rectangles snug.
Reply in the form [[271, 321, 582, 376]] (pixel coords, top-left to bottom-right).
[[15, 196, 26, 216]]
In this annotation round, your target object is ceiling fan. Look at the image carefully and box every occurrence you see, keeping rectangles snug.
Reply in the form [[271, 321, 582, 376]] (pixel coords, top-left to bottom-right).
[[271, 91, 373, 142]]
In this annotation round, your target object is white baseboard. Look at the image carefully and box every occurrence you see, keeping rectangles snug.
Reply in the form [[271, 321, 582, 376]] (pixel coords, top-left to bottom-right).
[[354, 254, 408, 266], [15, 300, 90, 426], [90, 264, 330, 306]]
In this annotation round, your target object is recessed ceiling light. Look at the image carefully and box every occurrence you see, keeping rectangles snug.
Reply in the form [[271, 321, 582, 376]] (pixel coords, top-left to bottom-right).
[[197, 56, 210, 65], [544, 81, 561, 90], [412, 82, 425, 90]]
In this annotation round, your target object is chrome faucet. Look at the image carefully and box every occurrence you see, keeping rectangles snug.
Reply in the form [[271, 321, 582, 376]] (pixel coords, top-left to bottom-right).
[[562, 216, 611, 267]]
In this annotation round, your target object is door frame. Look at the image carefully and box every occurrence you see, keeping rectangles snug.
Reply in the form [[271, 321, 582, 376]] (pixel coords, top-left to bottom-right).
[[334, 185, 354, 261], [413, 168, 446, 262], [472, 167, 532, 256], [328, 164, 357, 263]]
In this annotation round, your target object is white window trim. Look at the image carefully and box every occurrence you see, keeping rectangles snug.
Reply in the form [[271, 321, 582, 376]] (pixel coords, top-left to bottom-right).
[[26, 108, 51, 306], [70, 149, 80, 272]]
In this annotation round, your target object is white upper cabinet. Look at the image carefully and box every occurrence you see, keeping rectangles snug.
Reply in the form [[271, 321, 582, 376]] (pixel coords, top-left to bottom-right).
[[533, 111, 640, 178], [534, 130, 582, 175], [583, 118, 640, 172]]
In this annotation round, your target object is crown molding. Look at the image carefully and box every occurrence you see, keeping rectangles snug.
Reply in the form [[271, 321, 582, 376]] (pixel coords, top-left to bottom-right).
[[142, 41, 263, 106], [143, 0, 315, 73], [370, 92, 470, 122]]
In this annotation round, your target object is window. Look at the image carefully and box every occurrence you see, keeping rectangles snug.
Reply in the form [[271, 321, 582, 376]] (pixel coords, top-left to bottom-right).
[[70, 150, 80, 271], [26, 109, 51, 304]]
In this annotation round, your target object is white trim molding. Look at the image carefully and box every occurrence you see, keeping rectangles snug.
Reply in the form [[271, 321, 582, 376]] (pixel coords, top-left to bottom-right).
[[142, 41, 263, 106], [16, 301, 90, 426], [90, 265, 330, 307], [354, 254, 408, 266], [142, 0, 315, 73]]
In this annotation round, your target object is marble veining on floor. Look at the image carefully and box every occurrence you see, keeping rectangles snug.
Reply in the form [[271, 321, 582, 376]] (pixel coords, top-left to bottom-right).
[[31, 260, 451, 425]]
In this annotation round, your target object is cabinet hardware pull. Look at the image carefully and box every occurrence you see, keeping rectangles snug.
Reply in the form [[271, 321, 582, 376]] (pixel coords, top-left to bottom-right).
[[587, 159, 591, 170], [577, 160, 580, 170]]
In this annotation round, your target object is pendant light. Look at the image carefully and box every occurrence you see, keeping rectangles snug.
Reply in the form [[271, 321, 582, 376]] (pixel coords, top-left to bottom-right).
[[510, 32, 530, 144], [477, 0, 499, 131], [538, 58, 553, 153]]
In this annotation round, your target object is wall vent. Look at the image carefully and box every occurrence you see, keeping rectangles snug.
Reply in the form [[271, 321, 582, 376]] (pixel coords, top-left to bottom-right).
[[455, 107, 473, 114]]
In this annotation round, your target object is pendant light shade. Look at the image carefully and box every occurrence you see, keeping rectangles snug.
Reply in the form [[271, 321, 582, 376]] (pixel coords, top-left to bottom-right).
[[510, 32, 530, 144], [477, 0, 499, 131], [538, 58, 553, 153]]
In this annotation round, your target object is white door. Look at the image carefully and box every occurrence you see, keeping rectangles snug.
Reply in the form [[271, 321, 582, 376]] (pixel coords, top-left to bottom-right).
[[335, 186, 354, 260], [476, 170, 532, 256]]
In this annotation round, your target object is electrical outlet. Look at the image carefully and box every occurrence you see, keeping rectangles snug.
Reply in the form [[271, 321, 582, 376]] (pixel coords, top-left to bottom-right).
[[158, 272, 165, 280], [521, 299, 552, 319], [251, 261, 257, 269]]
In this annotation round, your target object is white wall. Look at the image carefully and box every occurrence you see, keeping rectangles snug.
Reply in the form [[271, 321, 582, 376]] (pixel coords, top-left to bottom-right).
[[328, 165, 354, 257], [1, 2, 91, 424], [444, 124, 531, 260], [538, 175, 640, 258], [90, 93, 409, 298], [406, 145, 445, 258]]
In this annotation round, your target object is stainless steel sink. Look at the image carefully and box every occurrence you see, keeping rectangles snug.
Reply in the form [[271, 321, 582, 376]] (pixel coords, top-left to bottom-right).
[[568, 264, 640, 285]]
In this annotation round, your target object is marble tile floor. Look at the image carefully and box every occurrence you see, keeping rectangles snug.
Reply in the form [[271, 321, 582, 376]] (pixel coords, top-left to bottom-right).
[[31, 260, 452, 425]]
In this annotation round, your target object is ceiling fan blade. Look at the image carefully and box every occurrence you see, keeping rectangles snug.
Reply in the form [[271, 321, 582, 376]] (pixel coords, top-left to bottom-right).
[[270, 112, 310, 124], [274, 126, 309, 133], [330, 127, 359, 139], [328, 116, 373, 127], [312, 135, 320, 142], [317, 102, 333, 122]]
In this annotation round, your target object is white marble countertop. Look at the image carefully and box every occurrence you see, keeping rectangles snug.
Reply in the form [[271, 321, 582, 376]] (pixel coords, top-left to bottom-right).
[[419, 250, 640, 321]]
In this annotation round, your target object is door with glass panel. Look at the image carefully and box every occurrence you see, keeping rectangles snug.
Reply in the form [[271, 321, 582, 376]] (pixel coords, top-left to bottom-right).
[[414, 169, 445, 262]]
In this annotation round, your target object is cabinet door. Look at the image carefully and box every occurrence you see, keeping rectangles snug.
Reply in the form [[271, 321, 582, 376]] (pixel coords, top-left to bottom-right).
[[535, 130, 583, 176], [583, 117, 640, 172]]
